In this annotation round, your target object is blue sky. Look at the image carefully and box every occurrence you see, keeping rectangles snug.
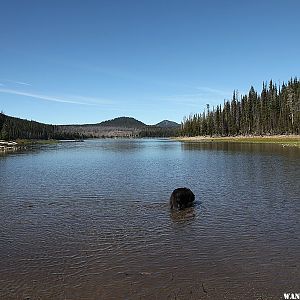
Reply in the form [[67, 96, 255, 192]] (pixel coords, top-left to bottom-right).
[[0, 0, 299, 125]]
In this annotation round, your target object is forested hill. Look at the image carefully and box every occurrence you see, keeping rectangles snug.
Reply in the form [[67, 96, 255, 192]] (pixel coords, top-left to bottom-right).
[[58, 117, 180, 138], [155, 120, 180, 128], [181, 77, 300, 136], [0, 112, 54, 140], [0, 114, 180, 140], [0, 113, 81, 140], [98, 117, 146, 127]]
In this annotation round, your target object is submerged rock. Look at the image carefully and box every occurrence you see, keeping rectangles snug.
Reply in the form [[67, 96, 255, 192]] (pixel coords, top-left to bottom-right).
[[170, 187, 195, 210]]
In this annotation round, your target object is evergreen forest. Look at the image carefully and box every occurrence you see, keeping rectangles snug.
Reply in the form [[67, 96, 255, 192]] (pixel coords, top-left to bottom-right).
[[0, 113, 179, 140], [0, 113, 82, 140], [181, 78, 300, 136]]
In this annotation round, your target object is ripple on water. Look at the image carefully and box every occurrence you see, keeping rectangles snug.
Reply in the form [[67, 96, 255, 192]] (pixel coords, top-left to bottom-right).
[[0, 139, 299, 299]]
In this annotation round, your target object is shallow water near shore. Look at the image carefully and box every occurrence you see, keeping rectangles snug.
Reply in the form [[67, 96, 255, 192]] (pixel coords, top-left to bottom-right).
[[0, 139, 299, 299]]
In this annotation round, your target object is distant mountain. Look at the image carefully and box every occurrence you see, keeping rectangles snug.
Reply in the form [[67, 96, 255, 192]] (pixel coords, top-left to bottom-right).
[[0, 113, 181, 140], [98, 117, 180, 128], [98, 117, 146, 128], [155, 120, 180, 128]]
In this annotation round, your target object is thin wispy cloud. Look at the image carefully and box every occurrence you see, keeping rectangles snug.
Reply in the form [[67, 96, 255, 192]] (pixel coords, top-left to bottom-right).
[[196, 86, 228, 95], [157, 94, 203, 108], [14, 81, 31, 86], [164, 86, 230, 100], [159, 86, 232, 108], [195, 86, 230, 96], [0, 79, 32, 86], [0, 88, 112, 106], [65, 94, 112, 105], [164, 93, 203, 99]]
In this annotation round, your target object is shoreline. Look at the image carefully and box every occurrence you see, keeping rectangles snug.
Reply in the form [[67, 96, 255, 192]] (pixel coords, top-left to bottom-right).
[[173, 135, 300, 147], [0, 140, 19, 152], [0, 139, 59, 152]]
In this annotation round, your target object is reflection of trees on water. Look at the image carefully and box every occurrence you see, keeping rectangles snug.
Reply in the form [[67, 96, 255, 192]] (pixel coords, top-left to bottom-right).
[[181, 141, 300, 158]]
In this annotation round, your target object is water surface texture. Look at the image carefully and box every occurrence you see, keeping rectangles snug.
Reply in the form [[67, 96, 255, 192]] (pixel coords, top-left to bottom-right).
[[0, 139, 299, 299]]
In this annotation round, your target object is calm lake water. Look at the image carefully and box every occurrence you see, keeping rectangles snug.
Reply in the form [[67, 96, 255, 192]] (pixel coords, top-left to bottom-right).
[[0, 139, 299, 299]]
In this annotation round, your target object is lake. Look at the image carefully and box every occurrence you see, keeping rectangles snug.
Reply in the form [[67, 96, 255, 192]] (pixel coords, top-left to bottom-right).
[[0, 139, 299, 299]]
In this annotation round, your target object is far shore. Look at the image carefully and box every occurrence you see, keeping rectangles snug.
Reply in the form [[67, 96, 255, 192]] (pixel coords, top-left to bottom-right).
[[2, 136, 300, 152], [15, 139, 59, 145], [174, 135, 300, 147]]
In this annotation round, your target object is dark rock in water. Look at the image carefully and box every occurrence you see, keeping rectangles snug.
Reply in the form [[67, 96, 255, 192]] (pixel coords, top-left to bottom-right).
[[170, 187, 195, 210]]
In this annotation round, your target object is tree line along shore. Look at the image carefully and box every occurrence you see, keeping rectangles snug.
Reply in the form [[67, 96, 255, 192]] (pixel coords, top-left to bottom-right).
[[1, 77, 299, 147], [0, 113, 180, 143], [181, 78, 299, 137]]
